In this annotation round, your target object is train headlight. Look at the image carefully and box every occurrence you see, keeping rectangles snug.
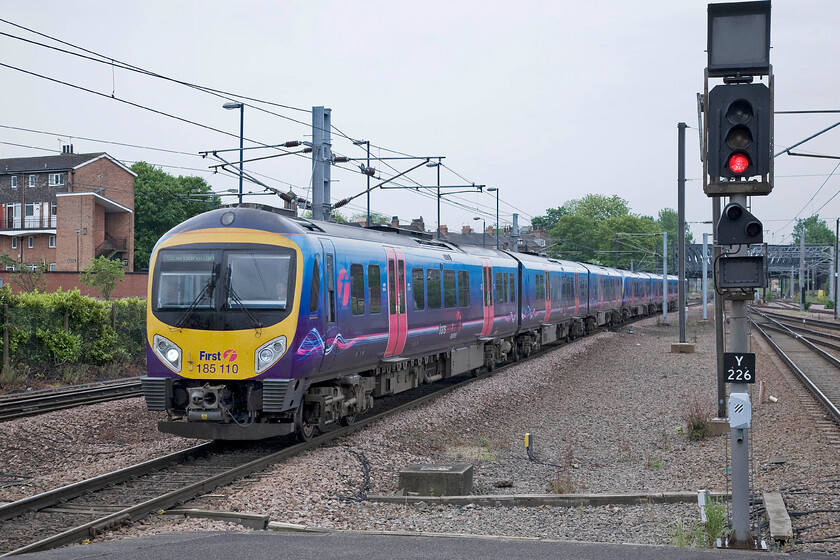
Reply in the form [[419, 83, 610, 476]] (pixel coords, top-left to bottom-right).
[[153, 334, 182, 373], [255, 335, 286, 374]]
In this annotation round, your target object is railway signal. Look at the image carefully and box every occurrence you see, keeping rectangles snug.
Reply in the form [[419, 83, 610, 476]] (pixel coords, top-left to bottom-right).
[[707, 83, 771, 179], [717, 202, 762, 246]]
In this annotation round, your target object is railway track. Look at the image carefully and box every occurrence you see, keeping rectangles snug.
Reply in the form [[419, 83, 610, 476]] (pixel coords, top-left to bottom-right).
[[0, 306, 677, 556], [749, 307, 840, 427], [0, 378, 142, 422], [0, 360, 506, 556]]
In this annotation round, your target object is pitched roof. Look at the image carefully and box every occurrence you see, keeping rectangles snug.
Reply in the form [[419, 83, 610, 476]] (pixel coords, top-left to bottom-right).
[[0, 153, 107, 174]]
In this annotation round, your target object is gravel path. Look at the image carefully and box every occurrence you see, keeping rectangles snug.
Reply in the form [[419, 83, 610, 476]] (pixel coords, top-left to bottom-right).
[[2, 307, 838, 554]]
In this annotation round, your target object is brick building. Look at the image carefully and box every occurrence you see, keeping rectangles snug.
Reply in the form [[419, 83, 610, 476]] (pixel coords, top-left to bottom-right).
[[0, 149, 135, 272]]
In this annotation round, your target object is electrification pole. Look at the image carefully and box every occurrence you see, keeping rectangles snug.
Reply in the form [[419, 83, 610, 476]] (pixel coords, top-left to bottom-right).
[[678, 122, 687, 343], [312, 106, 332, 222]]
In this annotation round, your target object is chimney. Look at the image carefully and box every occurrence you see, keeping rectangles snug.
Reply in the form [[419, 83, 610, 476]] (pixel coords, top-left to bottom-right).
[[390, 216, 400, 229], [410, 216, 425, 232], [61, 144, 74, 154], [439, 225, 448, 235], [461, 225, 472, 235]]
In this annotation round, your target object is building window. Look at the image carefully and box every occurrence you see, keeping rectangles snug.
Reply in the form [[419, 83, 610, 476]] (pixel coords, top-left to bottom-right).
[[49, 263, 57, 271], [28, 175, 36, 187], [48, 173, 64, 186], [51, 202, 57, 215], [27, 236, 34, 249], [48, 235, 56, 248], [11, 238, 17, 249], [10, 176, 17, 189]]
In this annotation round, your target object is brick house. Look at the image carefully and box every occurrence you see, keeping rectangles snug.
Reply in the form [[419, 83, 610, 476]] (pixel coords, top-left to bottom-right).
[[0, 149, 135, 272]]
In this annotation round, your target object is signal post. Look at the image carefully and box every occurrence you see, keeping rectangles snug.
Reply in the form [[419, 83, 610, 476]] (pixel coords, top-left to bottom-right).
[[703, 1, 772, 548]]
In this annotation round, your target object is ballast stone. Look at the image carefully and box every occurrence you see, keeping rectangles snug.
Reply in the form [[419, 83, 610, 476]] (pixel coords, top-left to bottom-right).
[[399, 464, 473, 496]]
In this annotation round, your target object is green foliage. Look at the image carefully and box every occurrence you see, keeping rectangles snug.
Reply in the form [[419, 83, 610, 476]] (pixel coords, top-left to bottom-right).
[[702, 499, 729, 547], [680, 391, 714, 440], [0, 290, 146, 378], [792, 215, 834, 246], [80, 256, 125, 300], [657, 208, 694, 244], [350, 211, 389, 225], [35, 328, 82, 364], [132, 161, 218, 271]]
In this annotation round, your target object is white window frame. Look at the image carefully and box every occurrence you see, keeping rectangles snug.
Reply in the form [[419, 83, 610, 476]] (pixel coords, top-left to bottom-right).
[[49, 263, 56, 271], [48, 235, 56, 248], [51, 202, 57, 216], [27, 236, 34, 249], [10, 176, 17, 189], [28, 175, 36, 187], [48, 173, 64, 186], [11, 238, 17, 249]]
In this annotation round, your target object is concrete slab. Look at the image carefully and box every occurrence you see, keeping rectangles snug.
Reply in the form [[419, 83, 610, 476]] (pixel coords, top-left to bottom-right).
[[763, 492, 793, 543], [670, 342, 696, 353], [708, 418, 730, 437], [398, 463, 473, 496]]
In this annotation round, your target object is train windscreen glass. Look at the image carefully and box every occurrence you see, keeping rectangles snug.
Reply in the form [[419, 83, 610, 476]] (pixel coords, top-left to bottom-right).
[[226, 252, 291, 309], [155, 250, 216, 310]]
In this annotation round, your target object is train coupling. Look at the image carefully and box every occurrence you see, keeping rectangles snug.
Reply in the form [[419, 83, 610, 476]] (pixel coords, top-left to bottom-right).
[[187, 384, 230, 422]]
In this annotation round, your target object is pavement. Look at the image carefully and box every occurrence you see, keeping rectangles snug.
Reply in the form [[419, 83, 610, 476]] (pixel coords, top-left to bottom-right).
[[16, 531, 834, 560]]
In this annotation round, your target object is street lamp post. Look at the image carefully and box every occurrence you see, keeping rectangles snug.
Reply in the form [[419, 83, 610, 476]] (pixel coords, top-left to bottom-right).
[[223, 102, 244, 205], [473, 217, 485, 248], [487, 187, 499, 249]]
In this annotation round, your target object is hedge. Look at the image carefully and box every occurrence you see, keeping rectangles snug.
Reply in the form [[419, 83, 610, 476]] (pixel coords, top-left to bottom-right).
[[0, 287, 146, 368]]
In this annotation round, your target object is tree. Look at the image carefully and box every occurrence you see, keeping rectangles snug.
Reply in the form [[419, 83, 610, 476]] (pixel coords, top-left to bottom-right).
[[350, 211, 389, 225], [80, 256, 125, 300], [531, 206, 570, 231], [132, 162, 218, 271], [10, 263, 47, 293], [792, 216, 834, 246], [657, 208, 694, 244]]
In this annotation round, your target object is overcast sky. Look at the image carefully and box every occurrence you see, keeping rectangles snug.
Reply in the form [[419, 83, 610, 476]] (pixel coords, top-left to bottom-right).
[[1, 0, 838, 244]]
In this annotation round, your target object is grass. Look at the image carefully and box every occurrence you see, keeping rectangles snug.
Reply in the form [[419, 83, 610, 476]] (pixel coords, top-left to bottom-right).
[[680, 391, 715, 441]]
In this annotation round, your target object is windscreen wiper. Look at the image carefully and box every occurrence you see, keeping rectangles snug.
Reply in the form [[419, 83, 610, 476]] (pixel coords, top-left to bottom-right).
[[174, 267, 217, 329], [224, 265, 263, 331]]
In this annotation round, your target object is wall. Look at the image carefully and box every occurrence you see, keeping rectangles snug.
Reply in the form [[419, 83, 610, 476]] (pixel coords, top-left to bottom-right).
[[0, 271, 148, 298]]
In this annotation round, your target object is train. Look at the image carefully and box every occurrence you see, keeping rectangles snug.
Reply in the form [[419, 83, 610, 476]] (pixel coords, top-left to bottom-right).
[[140, 204, 680, 441]]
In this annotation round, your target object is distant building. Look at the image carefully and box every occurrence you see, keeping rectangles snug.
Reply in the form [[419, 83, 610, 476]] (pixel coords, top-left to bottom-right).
[[0, 149, 135, 272]]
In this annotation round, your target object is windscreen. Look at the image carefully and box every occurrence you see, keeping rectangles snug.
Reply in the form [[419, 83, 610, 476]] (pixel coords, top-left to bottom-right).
[[152, 245, 296, 330], [227, 252, 291, 310]]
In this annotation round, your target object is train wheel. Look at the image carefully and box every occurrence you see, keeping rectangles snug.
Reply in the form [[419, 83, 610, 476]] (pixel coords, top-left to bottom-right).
[[339, 413, 357, 427], [509, 342, 520, 363], [294, 404, 318, 442]]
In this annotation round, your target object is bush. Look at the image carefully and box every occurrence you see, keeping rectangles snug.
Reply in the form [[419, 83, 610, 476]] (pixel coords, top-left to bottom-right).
[[0, 289, 146, 380]]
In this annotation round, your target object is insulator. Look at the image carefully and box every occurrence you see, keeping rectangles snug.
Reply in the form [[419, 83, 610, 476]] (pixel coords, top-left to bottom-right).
[[362, 166, 375, 176], [283, 141, 301, 147], [333, 156, 350, 163], [303, 147, 313, 153]]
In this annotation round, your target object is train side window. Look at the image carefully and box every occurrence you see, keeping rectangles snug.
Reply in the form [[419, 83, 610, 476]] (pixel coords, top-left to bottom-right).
[[502, 272, 508, 302], [350, 263, 365, 316], [398, 260, 406, 313], [309, 256, 321, 313], [388, 260, 397, 314], [368, 265, 381, 313], [535, 273, 544, 301], [484, 268, 492, 306], [326, 254, 335, 322], [412, 268, 425, 311], [443, 270, 456, 308], [509, 273, 515, 303], [458, 270, 469, 307], [427, 269, 441, 309], [495, 272, 504, 304]]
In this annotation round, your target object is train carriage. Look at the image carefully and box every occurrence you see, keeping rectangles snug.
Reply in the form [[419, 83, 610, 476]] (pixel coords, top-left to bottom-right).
[[141, 204, 677, 441]]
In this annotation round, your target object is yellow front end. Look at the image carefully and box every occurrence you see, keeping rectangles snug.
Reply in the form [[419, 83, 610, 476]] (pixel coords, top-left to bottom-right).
[[146, 228, 303, 382]]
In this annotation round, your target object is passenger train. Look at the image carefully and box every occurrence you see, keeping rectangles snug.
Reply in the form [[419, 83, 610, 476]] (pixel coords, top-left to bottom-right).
[[141, 205, 679, 440]]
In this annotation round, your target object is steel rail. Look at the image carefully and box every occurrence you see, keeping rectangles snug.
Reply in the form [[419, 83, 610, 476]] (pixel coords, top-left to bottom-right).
[[0, 379, 142, 421], [758, 309, 840, 332], [1, 306, 674, 556], [750, 314, 840, 427], [0, 357, 506, 556]]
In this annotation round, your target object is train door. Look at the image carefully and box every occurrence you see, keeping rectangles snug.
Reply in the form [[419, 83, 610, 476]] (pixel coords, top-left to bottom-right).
[[544, 271, 551, 323], [319, 239, 338, 371], [480, 258, 493, 337], [384, 247, 407, 358]]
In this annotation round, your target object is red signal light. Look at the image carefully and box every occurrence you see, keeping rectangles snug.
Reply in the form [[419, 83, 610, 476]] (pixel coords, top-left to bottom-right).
[[727, 153, 749, 174]]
